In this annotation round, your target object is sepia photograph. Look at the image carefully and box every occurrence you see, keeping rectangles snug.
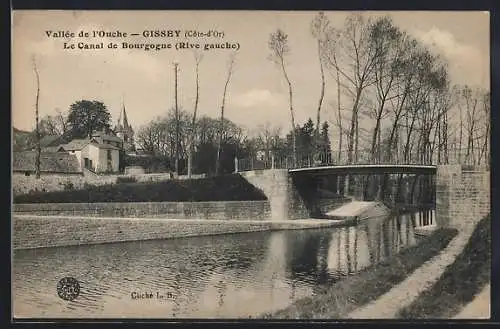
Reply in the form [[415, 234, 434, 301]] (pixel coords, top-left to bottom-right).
[[11, 10, 491, 320]]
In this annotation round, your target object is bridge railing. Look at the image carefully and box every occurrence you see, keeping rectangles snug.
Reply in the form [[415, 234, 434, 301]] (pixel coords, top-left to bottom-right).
[[235, 147, 489, 172]]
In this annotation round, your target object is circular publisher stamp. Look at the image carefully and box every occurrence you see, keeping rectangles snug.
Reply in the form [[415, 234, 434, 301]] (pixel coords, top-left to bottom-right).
[[57, 277, 81, 301]]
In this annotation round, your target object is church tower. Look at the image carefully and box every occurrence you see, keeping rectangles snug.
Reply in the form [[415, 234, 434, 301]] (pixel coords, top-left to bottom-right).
[[115, 102, 135, 153]]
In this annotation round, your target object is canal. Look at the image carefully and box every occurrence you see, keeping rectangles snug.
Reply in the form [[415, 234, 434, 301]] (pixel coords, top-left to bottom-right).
[[13, 212, 428, 318]]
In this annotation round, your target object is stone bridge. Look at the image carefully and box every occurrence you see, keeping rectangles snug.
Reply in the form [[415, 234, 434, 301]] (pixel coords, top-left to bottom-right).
[[238, 164, 490, 229]]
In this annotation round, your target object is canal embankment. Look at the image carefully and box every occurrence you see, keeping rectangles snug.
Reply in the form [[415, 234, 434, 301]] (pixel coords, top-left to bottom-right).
[[264, 226, 458, 319], [12, 172, 361, 249], [13, 215, 352, 250]]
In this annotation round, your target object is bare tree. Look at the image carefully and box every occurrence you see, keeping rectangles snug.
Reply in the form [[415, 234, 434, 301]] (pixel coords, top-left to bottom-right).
[[56, 108, 68, 134], [463, 86, 480, 164], [311, 12, 330, 155], [188, 51, 203, 177], [269, 29, 297, 165], [452, 85, 490, 165], [215, 53, 236, 175], [136, 109, 192, 161], [323, 14, 380, 163], [367, 17, 405, 163], [172, 63, 180, 175], [254, 122, 283, 165], [384, 37, 421, 163], [32, 56, 41, 178], [39, 115, 61, 136], [38, 110, 69, 137], [480, 92, 490, 165], [322, 27, 344, 162]]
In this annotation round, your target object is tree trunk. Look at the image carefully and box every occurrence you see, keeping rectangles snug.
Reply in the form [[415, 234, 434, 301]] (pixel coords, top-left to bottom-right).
[[335, 54, 343, 163], [347, 90, 362, 164], [188, 54, 202, 177], [281, 57, 297, 166], [458, 103, 463, 163], [216, 56, 235, 175], [355, 115, 359, 163], [174, 63, 180, 175], [33, 59, 41, 179], [315, 39, 326, 160], [371, 105, 384, 164]]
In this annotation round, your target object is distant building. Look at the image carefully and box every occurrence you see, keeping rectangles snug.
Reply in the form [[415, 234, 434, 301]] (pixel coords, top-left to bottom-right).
[[60, 138, 120, 173], [114, 103, 135, 154], [12, 151, 82, 177], [16, 103, 137, 174]]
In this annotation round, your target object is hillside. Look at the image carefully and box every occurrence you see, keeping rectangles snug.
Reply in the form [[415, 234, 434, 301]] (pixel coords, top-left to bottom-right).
[[13, 127, 35, 152]]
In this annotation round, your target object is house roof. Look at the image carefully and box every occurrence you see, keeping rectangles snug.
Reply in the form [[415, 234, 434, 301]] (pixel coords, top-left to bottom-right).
[[95, 142, 120, 150], [39, 135, 62, 148], [12, 151, 81, 174], [91, 132, 123, 143], [42, 146, 65, 153], [61, 139, 91, 151], [61, 139, 121, 151]]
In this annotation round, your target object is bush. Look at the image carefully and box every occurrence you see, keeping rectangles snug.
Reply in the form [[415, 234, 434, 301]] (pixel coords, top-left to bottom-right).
[[13, 174, 268, 203], [63, 181, 74, 191]]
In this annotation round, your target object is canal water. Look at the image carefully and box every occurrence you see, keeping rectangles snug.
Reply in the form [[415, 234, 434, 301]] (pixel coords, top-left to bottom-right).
[[13, 212, 426, 318]]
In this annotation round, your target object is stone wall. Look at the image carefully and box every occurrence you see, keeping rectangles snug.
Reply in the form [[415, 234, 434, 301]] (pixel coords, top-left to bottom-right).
[[436, 165, 490, 228], [239, 169, 309, 220], [13, 216, 273, 250], [12, 172, 207, 196], [13, 200, 271, 220]]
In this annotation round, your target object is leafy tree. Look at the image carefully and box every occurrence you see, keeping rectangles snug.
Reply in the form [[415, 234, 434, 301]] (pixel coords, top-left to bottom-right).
[[319, 121, 332, 164], [67, 100, 112, 139]]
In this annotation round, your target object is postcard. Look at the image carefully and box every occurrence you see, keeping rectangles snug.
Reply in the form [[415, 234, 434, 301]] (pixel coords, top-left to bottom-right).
[[11, 10, 490, 320]]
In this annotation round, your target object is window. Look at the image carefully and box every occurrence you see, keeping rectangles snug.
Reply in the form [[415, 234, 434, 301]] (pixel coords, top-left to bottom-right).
[[84, 158, 90, 169], [24, 171, 30, 176]]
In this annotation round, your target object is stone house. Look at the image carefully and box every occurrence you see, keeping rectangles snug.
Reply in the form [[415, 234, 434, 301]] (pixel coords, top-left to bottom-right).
[[61, 138, 120, 173]]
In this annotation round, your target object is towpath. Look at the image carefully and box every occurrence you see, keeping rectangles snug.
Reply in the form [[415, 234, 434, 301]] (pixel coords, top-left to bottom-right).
[[345, 222, 477, 319], [453, 284, 491, 319]]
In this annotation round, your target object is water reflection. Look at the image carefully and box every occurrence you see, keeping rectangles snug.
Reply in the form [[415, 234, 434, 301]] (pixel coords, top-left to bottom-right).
[[13, 213, 420, 318]]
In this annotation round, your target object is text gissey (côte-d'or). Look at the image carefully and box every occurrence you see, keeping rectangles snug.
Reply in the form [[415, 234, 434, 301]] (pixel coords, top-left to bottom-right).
[[46, 29, 236, 52]]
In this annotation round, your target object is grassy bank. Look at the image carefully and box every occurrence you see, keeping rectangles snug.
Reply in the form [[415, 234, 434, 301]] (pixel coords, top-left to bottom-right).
[[264, 227, 458, 319], [13, 174, 267, 203], [397, 215, 491, 319]]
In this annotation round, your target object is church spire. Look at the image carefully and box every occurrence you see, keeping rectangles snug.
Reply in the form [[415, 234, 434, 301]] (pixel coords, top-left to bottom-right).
[[122, 102, 129, 129]]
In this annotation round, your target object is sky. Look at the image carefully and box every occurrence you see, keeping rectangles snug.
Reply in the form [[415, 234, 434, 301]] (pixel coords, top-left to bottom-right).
[[12, 10, 490, 136]]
